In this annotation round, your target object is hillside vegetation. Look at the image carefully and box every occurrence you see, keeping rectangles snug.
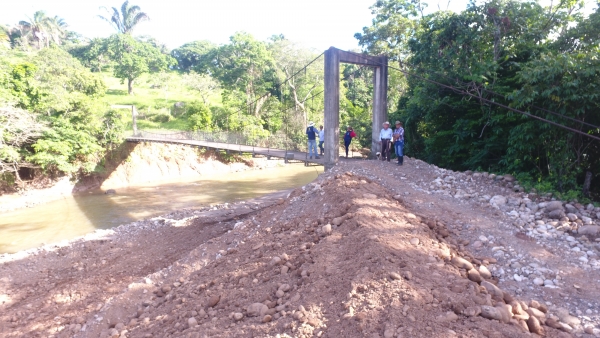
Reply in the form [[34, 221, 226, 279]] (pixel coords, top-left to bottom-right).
[[1, 0, 599, 200]]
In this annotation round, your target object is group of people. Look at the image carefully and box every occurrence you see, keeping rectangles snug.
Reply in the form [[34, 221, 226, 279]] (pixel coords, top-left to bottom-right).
[[305, 120, 404, 165]]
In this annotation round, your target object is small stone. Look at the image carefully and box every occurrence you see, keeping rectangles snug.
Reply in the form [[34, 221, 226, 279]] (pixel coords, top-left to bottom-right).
[[463, 306, 481, 317], [207, 295, 221, 307], [281, 266, 289, 274], [451, 256, 474, 270], [188, 317, 198, 327], [437, 311, 459, 322], [233, 313, 244, 321], [533, 278, 544, 286], [410, 238, 419, 246], [262, 315, 272, 323], [526, 315, 544, 335], [247, 303, 269, 317], [322, 224, 332, 235], [479, 265, 492, 279], [480, 306, 503, 321], [276, 290, 285, 298], [389, 272, 402, 280], [467, 268, 483, 283]]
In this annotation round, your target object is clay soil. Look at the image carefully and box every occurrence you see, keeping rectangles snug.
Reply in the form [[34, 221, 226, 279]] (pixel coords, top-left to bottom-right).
[[0, 159, 598, 338]]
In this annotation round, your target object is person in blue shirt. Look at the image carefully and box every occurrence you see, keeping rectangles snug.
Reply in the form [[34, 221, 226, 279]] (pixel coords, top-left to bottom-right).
[[378, 121, 393, 161], [343, 126, 356, 158], [318, 125, 325, 156], [306, 122, 319, 159], [393, 121, 405, 165]]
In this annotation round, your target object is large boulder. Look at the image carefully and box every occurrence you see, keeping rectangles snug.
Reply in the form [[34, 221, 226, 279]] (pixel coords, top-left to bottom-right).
[[545, 201, 563, 212], [578, 225, 600, 236]]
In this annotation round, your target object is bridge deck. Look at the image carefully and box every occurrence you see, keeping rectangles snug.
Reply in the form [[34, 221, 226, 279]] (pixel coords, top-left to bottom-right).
[[126, 136, 332, 165]]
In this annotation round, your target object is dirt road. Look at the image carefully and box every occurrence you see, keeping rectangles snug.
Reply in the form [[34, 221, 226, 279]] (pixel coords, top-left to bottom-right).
[[1, 158, 599, 338]]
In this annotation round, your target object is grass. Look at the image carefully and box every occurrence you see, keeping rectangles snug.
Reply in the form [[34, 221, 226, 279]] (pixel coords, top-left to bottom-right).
[[102, 72, 223, 131]]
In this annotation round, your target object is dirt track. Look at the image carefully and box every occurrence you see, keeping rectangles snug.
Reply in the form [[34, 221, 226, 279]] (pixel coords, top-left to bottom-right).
[[1, 158, 599, 338]]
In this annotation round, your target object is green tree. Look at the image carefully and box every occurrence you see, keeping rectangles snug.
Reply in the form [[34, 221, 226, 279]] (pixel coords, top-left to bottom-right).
[[105, 34, 174, 94], [186, 101, 212, 131], [182, 71, 219, 105], [171, 40, 216, 72], [98, 0, 149, 34]]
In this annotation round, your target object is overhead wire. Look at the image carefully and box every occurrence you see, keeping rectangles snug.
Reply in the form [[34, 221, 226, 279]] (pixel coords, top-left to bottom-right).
[[401, 62, 600, 130], [348, 53, 600, 142]]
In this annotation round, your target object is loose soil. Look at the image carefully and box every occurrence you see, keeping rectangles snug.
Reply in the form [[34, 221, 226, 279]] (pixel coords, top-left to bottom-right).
[[1, 158, 598, 338]]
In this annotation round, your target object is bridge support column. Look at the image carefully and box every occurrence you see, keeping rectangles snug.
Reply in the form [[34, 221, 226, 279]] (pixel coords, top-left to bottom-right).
[[324, 48, 340, 170], [323, 47, 388, 169]]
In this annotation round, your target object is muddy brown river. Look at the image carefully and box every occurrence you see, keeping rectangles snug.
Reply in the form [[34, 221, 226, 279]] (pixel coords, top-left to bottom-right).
[[0, 165, 322, 254]]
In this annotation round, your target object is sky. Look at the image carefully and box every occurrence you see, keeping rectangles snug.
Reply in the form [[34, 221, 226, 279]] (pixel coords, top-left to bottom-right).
[[1, 0, 596, 51]]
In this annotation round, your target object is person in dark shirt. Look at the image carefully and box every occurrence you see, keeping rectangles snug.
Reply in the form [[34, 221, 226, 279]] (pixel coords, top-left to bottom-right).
[[343, 126, 356, 158], [393, 121, 405, 165], [306, 122, 319, 159]]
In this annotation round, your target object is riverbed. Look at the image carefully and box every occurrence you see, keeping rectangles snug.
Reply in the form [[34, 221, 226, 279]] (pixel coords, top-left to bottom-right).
[[0, 164, 322, 253]]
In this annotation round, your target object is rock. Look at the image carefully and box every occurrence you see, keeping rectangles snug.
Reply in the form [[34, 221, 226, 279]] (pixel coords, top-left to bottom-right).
[[480, 306, 503, 321], [270, 257, 282, 266], [402, 271, 412, 280], [463, 306, 482, 317], [545, 201, 564, 212], [276, 290, 285, 298], [332, 216, 345, 226], [322, 224, 332, 235], [527, 308, 546, 322], [105, 189, 116, 194], [533, 278, 544, 286], [555, 307, 581, 327], [490, 195, 507, 207], [207, 295, 220, 307], [247, 303, 269, 317], [526, 315, 545, 335], [481, 281, 504, 301], [389, 272, 402, 280], [496, 304, 513, 323], [545, 317, 562, 329], [504, 174, 515, 182], [578, 225, 600, 236], [188, 317, 198, 327], [410, 238, 420, 246], [384, 327, 395, 338], [479, 265, 492, 279], [467, 269, 483, 283], [437, 311, 459, 322], [262, 315, 272, 323], [233, 313, 244, 321], [451, 256, 474, 270], [281, 266, 289, 274], [566, 213, 578, 221], [548, 209, 566, 219]]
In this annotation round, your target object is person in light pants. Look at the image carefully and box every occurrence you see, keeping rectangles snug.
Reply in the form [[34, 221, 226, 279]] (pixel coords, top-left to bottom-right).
[[306, 122, 319, 159], [379, 121, 393, 161], [393, 121, 405, 165], [318, 125, 325, 156]]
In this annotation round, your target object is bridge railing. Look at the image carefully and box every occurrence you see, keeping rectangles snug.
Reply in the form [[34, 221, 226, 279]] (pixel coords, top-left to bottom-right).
[[133, 130, 300, 153]]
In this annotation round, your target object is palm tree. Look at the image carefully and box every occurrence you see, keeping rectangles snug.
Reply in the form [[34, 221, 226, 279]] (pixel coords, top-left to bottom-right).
[[18, 11, 67, 49], [98, 1, 149, 34], [47, 16, 68, 45], [19, 11, 50, 49]]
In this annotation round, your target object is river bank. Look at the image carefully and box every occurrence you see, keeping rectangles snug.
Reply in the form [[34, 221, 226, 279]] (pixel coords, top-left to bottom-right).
[[1, 159, 600, 337], [0, 142, 286, 214]]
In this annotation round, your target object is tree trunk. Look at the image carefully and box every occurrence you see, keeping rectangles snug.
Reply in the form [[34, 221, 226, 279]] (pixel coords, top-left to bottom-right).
[[128, 78, 134, 95], [583, 171, 592, 198]]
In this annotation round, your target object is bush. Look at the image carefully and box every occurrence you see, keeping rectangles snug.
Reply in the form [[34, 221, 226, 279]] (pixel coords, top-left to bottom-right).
[[186, 101, 211, 131], [148, 109, 172, 123]]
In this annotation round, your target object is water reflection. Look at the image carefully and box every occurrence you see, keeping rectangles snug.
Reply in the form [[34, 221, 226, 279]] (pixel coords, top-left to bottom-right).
[[0, 165, 322, 254]]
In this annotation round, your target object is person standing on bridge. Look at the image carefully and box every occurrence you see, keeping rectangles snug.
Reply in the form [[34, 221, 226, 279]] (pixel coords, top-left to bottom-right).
[[306, 122, 320, 159], [393, 121, 405, 165], [343, 126, 356, 158], [318, 125, 325, 156], [379, 121, 393, 162]]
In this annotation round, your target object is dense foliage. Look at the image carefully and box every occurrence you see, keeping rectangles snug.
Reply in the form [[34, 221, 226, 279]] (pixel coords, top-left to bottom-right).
[[357, 0, 600, 198]]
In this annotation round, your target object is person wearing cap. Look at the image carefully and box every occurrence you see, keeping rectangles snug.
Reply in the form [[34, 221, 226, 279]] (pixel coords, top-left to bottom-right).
[[393, 121, 405, 165], [318, 125, 325, 156], [306, 122, 319, 159], [379, 121, 393, 161]]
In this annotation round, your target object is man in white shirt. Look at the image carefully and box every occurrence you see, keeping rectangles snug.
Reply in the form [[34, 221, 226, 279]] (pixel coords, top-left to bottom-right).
[[318, 125, 325, 156], [379, 121, 393, 161]]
